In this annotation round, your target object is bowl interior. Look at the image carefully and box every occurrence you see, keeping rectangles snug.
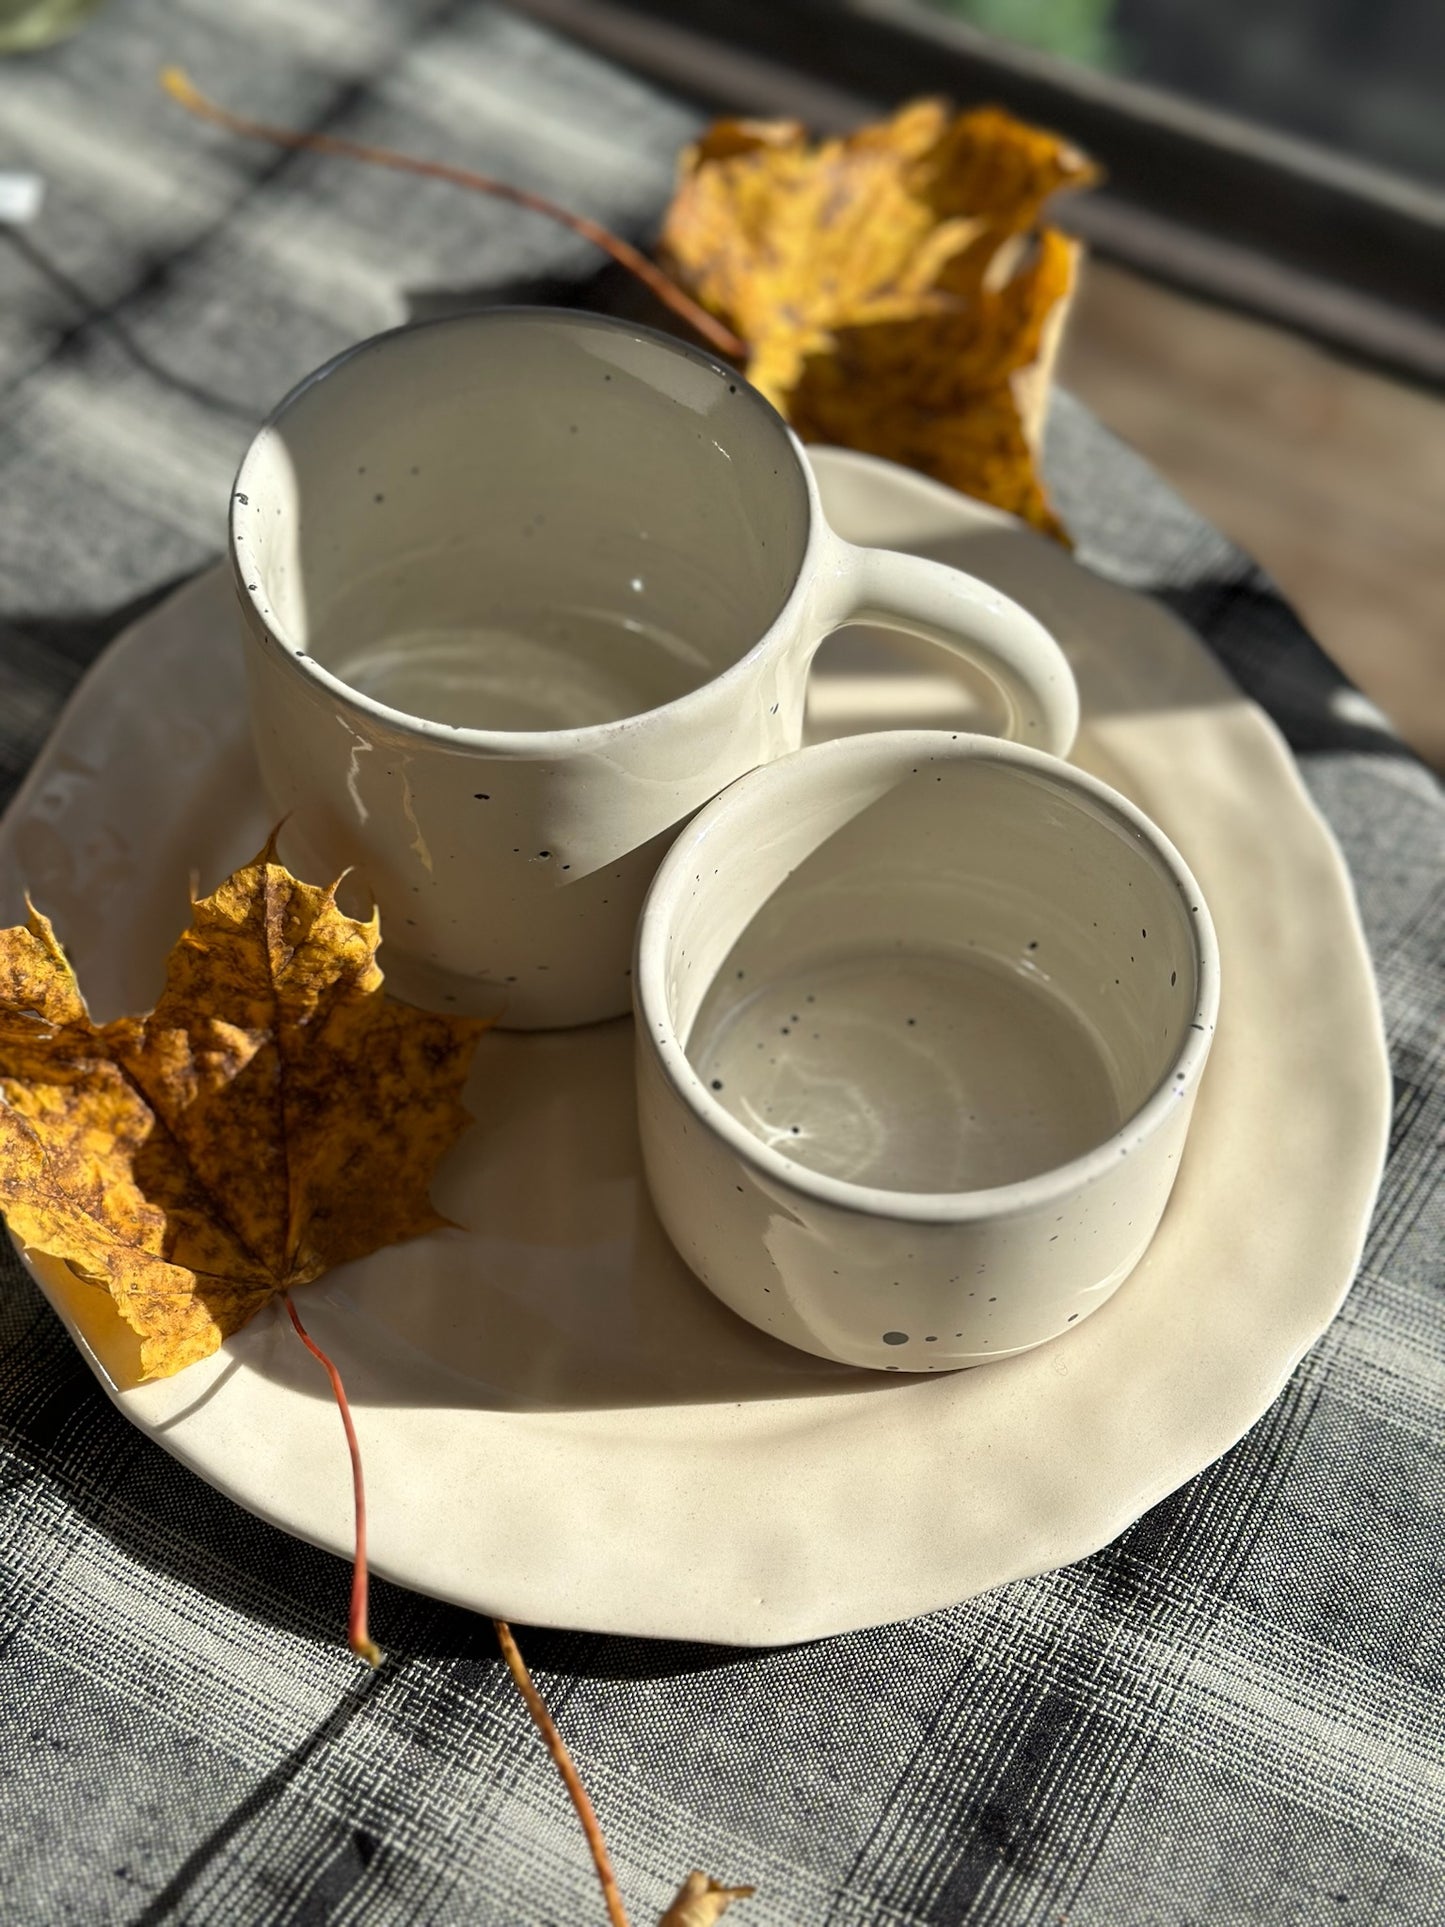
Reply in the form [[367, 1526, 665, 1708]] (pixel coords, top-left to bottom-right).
[[661, 740, 1203, 1194]]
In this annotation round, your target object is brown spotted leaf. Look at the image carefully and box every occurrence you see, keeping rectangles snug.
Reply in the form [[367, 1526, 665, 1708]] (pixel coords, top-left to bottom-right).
[[659, 1870, 756, 1925], [658, 99, 1097, 539], [0, 839, 486, 1378]]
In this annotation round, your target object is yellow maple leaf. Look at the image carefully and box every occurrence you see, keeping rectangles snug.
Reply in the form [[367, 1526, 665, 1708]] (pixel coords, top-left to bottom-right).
[[658, 99, 1098, 540], [0, 838, 485, 1379], [659, 1870, 757, 1925]]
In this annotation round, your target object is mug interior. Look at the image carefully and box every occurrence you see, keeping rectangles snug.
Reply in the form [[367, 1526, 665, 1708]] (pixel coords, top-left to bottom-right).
[[234, 310, 810, 733], [651, 737, 1207, 1195]]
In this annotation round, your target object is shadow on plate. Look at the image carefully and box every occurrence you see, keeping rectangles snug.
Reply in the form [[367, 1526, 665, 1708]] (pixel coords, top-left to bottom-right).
[[239, 1015, 899, 1416], [9, 1252, 770, 1671]]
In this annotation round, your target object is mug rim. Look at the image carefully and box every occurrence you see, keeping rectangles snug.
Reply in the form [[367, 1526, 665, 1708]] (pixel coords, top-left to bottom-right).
[[634, 729, 1221, 1224], [230, 306, 819, 753]]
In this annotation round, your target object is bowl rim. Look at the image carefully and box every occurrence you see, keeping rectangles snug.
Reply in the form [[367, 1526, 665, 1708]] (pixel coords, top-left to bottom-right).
[[634, 729, 1221, 1224]]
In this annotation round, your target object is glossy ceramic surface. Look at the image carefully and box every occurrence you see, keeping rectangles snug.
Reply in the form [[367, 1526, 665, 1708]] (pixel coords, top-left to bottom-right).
[[1, 449, 1388, 1644], [635, 733, 1219, 1370], [234, 311, 1077, 1029]]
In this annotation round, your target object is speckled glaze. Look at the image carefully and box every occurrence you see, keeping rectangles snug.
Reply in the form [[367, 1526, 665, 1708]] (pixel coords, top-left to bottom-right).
[[635, 734, 1219, 1370], [232, 310, 1078, 1028], [0, 450, 1390, 1646]]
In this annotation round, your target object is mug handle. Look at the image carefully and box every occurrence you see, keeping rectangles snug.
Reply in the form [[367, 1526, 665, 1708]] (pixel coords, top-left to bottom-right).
[[815, 538, 1079, 758]]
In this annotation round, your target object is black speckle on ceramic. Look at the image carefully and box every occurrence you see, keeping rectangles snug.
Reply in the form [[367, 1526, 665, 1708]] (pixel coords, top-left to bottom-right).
[[882, 1331, 908, 1346]]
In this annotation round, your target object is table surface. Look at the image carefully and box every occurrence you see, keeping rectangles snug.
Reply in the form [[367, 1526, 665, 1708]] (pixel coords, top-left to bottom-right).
[[0, 4, 1441, 1924], [1057, 259, 1445, 773]]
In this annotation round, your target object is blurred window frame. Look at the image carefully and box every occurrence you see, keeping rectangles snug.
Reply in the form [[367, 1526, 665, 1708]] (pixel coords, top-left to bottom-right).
[[516, 0, 1445, 386]]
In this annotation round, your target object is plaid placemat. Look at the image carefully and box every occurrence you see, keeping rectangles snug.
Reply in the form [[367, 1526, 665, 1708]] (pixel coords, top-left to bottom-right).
[[1, 4, 1441, 1922]]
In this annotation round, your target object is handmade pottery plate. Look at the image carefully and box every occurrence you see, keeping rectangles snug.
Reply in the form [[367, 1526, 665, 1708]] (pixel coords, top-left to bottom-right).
[[0, 449, 1389, 1645]]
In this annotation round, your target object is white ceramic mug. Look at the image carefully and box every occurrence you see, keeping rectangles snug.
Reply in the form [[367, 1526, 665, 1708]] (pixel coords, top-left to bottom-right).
[[635, 731, 1220, 1370], [233, 310, 1078, 1029]]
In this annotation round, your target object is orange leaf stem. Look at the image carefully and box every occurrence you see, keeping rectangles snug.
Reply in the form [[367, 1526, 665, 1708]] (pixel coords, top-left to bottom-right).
[[285, 1294, 383, 1668], [493, 1617, 630, 1927], [161, 67, 747, 363]]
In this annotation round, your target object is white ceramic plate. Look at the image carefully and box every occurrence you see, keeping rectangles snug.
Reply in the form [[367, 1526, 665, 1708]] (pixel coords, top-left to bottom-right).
[[0, 449, 1389, 1645]]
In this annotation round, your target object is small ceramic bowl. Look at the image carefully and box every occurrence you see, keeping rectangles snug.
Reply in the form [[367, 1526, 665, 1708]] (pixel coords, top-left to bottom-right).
[[634, 731, 1220, 1371]]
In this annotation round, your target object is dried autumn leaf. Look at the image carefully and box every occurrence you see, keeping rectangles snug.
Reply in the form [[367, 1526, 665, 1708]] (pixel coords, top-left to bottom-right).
[[659, 99, 1097, 539], [659, 1870, 756, 1925], [0, 838, 484, 1379]]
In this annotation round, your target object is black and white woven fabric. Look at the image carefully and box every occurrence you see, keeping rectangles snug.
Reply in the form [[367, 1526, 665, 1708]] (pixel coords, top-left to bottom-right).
[[1, 5, 1441, 1922]]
